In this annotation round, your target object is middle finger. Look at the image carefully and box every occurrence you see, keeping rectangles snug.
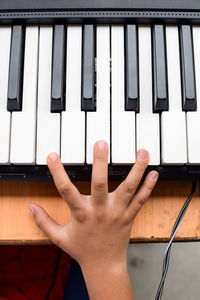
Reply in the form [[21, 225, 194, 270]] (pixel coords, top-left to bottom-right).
[[115, 149, 149, 206], [91, 140, 108, 206]]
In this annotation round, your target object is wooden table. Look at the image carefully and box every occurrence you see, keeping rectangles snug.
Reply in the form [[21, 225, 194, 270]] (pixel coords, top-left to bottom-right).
[[0, 181, 200, 244]]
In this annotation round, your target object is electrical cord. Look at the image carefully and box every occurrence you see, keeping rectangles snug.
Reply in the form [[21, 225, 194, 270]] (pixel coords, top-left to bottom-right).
[[155, 181, 197, 300]]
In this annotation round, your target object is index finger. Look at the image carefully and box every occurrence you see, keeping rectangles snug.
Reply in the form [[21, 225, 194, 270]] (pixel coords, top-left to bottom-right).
[[47, 153, 81, 209]]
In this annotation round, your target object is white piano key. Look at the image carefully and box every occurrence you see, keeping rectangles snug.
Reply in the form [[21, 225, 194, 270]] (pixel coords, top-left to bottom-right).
[[161, 26, 187, 164], [0, 27, 11, 164], [187, 112, 200, 163], [10, 26, 39, 164], [162, 112, 187, 163], [187, 26, 200, 163], [137, 114, 160, 165], [166, 27, 182, 112], [136, 26, 160, 165], [36, 26, 60, 165], [61, 25, 85, 164], [138, 26, 153, 115], [86, 25, 110, 164], [192, 27, 200, 113], [111, 25, 135, 164]]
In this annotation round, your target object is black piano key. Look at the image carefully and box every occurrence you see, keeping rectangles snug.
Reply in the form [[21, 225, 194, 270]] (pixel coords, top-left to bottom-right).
[[180, 25, 196, 111], [81, 25, 95, 111], [7, 25, 25, 111], [51, 25, 66, 112], [152, 25, 168, 112], [125, 25, 139, 112]]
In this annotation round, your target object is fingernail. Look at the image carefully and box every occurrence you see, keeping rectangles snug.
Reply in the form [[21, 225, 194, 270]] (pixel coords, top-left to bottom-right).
[[97, 141, 106, 150], [150, 171, 158, 181], [138, 149, 148, 161], [28, 204, 35, 215], [49, 152, 58, 162]]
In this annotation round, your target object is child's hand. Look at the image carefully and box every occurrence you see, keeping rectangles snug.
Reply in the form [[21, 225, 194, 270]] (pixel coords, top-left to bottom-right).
[[29, 141, 158, 269]]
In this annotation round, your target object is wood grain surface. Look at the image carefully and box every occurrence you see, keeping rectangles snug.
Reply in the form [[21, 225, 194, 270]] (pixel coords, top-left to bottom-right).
[[0, 181, 199, 244]]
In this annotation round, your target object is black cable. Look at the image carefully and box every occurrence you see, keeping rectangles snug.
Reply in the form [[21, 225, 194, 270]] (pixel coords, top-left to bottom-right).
[[155, 181, 197, 300], [156, 181, 197, 299], [46, 248, 62, 300]]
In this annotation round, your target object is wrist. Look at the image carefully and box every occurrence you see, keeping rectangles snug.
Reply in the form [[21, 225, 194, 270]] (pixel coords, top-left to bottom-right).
[[78, 249, 128, 271], [80, 259, 128, 278]]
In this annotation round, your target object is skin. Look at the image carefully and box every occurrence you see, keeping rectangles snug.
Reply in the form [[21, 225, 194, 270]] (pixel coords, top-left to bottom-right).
[[28, 140, 158, 300]]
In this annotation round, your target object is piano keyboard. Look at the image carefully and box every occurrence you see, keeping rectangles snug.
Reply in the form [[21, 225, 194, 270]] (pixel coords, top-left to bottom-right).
[[1, 23, 200, 168]]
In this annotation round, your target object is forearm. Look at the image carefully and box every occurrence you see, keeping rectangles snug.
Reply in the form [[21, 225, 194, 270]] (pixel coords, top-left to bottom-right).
[[81, 261, 134, 300]]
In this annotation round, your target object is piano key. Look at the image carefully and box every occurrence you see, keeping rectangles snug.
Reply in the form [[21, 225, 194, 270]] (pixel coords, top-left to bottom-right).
[[51, 25, 65, 112], [61, 25, 85, 165], [187, 112, 200, 163], [7, 25, 25, 112], [152, 25, 168, 112], [0, 27, 11, 163], [187, 26, 200, 163], [136, 25, 160, 165], [10, 26, 39, 164], [125, 24, 139, 112], [161, 26, 187, 164], [162, 112, 187, 164], [36, 26, 60, 165], [180, 25, 196, 111], [111, 25, 136, 164], [87, 25, 110, 164], [81, 25, 95, 111]]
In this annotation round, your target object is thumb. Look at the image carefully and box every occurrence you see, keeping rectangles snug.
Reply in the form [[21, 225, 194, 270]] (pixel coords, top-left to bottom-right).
[[28, 203, 65, 247]]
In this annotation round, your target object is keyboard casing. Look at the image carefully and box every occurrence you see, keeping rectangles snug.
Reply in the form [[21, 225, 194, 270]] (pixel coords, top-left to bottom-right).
[[1, 0, 200, 25]]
